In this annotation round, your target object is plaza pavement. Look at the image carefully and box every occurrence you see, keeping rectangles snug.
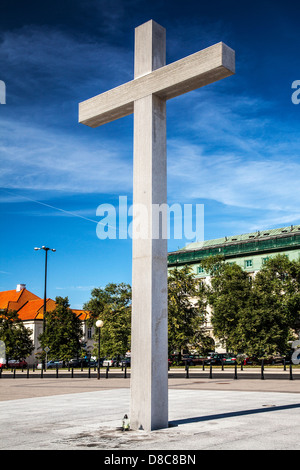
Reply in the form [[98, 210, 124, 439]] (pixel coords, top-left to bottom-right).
[[1, 368, 300, 451]]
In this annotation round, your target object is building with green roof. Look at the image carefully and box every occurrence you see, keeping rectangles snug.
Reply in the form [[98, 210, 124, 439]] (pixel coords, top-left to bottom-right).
[[168, 224, 300, 277], [168, 225, 300, 351]]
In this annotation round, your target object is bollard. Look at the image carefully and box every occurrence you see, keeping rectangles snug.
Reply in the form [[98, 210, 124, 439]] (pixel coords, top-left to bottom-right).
[[283, 359, 286, 371], [88, 367, 91, 378], [185, 364, 189, 379], [261, 360, 264, 380], [71, 367, 74, 378], [124, 364, 127, 378], [27, 366, 29, 379], [209, 362, 212, 379], [234, 362, 238, 380], [56, 366, 58, 378], [106, 366, 109, 378], [240, 361, 243, 371], [290, 363, 293, 380], [97, 366, 100, 380], [202, 361, 205, 371], [41, 367, 43, 378], [13, 368, 16, 379], [221, 361, 224, 371]]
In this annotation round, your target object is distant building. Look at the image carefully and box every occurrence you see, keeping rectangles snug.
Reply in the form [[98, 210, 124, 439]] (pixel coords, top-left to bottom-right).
[[0, 284, 93, 364], [168, 224, 300, 350]]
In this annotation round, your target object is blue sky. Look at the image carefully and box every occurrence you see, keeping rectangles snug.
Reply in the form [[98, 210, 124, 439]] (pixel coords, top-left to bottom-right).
[[1, 0, 300, 308]]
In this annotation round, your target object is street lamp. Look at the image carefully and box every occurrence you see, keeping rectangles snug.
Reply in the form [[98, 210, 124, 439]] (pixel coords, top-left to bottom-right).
[[34, 246, 56, 368], [96, 319, 103, 379]]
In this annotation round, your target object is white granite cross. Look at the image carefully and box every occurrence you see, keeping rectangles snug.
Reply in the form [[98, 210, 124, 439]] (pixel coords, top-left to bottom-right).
[[79, 20, 235, 431]]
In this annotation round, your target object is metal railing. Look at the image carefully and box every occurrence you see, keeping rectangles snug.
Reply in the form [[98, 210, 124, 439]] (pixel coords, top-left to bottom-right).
[[0, 361, 298, 381]]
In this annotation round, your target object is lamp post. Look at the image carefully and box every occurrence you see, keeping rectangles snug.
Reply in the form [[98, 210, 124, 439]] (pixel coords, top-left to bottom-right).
[[95, 319, 103, 379], [34, 246, 56, 368]]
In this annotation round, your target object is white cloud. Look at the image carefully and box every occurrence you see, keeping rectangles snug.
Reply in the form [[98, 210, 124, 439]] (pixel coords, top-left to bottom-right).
[[0, 24, 132, 100], [167, 91, 300, 225], [2, 22, 300, 233], [0, 117, 133, 194]]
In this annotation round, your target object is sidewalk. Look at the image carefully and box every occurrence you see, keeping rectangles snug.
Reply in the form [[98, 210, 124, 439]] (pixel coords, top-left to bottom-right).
[[1, 373, 300, 450]]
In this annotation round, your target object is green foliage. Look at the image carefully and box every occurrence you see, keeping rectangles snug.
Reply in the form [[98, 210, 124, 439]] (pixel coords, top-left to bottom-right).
[[84, 273, 210, 360], [84, 283, 132, 358], [201, 256, 251, 353], [244, 255, 300, 356], [168, 265, 208, 356], [39, 296, 84, 362], [202, 254, 300, 356], [0, 309, 34, 360]]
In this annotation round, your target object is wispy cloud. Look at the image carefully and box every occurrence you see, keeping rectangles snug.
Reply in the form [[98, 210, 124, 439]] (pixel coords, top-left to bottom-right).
[[56, 285, 95, 291], [167, 91, 300, 227], [0, 24, 132, 104], [0, 117, 133, 194], [2, 20, 300, 234]]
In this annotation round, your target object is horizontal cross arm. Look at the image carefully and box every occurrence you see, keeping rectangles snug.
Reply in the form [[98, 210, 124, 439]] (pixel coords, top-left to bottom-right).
[[79, 42, 235, 128]]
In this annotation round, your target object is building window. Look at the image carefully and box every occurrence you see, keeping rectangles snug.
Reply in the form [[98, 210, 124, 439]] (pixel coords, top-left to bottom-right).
[[87, 327, 92, 339], [244, 259, 253, 268], [262, 257, 269, 265], [197, 265, 205, 274]]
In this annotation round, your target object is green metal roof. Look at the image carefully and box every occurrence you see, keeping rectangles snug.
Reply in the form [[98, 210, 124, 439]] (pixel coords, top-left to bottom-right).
[[168, 225, 300, 266]]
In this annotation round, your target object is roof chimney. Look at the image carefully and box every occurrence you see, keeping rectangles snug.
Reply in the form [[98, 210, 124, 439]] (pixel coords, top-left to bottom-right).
[[16, 284, 26, 292]]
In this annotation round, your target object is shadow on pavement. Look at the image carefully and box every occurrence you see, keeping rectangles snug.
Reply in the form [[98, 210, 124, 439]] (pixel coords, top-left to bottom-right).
[[169, 402, 300, 427]]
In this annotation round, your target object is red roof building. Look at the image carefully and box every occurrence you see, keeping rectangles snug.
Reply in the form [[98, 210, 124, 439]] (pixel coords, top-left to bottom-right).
[[0, 284, 93, 364]]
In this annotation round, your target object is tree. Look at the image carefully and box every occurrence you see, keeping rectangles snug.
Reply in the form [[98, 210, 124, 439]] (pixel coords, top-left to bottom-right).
[[84, 283, 132, 359], [38, 296, 84, 362], [0, 309, 34, 361], [243, 255, 300, 356], [168, 265, 208, 358], [201, 254, 300, 357], [201, 256, 252, 353]]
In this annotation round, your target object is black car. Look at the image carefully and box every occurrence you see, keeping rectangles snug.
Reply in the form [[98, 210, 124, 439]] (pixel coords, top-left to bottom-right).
[[119, 357, 131, 367], [205, 353, 229, 365], [183, 355, 206, 366], [68, 358, 97, 368]]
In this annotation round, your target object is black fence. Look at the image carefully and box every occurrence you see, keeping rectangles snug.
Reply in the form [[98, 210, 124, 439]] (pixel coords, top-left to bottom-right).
[[0, 363, 129, 380], [0, 361, 299, 381], [181, 360, 298, 381]]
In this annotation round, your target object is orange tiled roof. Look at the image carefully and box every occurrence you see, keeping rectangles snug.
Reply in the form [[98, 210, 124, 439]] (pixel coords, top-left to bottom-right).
[[17, 298, 56, 321], [0, 287, 90, 321], [0, 289, 25, 309], [0, 288, 41, 310], [72, 309, 91, 321]]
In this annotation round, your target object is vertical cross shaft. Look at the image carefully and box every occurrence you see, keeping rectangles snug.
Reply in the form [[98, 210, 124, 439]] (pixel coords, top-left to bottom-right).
[[130, 21, 169, 431], [78, 19, 235, 432]]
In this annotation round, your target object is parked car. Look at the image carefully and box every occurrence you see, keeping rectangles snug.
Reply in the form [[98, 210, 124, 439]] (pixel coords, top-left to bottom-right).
[[0, 358, 6, 369], [37, 360, 63, 369], [205, 353, 228, 365], [7, 359, 28, 368], [183, 355, 206, 366], [68, 358, 97, 368], [241, 355, 260, 365], [102, 357, 118, 367], [222, 354, 237, 365], [119, 357, 131, 367], [263, 355, 285, 365], [243, 355, 285, 365]]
